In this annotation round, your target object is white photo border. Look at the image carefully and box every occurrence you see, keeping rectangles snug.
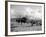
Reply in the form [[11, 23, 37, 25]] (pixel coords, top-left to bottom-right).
[[5, 1, 45, 36]]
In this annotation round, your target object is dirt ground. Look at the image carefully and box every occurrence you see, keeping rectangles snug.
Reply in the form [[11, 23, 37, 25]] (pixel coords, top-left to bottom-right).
[[11, 22, 42, 32]]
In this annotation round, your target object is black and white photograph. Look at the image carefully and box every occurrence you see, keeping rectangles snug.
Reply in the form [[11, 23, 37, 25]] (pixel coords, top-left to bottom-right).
[[6, 1, 45, 35]]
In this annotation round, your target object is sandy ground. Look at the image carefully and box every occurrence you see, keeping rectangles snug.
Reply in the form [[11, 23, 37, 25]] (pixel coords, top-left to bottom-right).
[[11, 22, 42, 32]]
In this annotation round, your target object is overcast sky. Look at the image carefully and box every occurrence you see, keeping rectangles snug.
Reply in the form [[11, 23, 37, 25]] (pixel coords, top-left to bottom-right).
[[10, 5, 42, 19]]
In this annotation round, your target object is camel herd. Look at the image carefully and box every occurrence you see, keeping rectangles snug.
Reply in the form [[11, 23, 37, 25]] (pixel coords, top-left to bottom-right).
[[11, 17, 42, 26]]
